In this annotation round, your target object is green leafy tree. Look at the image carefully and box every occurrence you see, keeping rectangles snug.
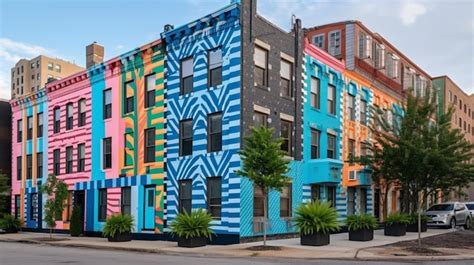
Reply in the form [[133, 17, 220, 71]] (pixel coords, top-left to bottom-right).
[[0, 173, 9, 218], [41, 174, 68, 238], [236, 127, 291, 246], [358, 92, 474, 247]]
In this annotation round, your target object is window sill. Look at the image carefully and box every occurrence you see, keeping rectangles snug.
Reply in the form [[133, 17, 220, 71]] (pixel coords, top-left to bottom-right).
[[207, 150, 223, 156], [327, 113, 337, 118], [209, 84, 223, 91], [310, 107, 321, 112], [283, 155, 294, 161], [254, 85, 270, 92], [179, 92, 194, 100], [281, 95, 294, 101]]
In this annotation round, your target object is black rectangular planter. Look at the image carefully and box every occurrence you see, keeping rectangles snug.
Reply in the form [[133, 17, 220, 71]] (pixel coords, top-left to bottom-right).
[[300, 232, 330, 246], [107, 232, 132, 242], [4, 228, 19, 234], [406, 221, 427, 232], [349, 229, 374, 241], [177, 236, 207, 248], [384, 223, 406, 236]]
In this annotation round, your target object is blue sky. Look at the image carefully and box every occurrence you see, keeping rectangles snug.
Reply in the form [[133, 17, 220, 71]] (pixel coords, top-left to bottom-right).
[[0, 0, 473, 99]]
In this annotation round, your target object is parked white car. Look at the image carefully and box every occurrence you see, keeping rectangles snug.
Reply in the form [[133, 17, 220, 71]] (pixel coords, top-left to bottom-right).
[[466, 202, 474, 217], [425, 202, 471, 229]]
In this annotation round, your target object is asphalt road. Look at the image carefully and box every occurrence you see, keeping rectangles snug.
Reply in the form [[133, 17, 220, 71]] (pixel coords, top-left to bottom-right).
[[0, 242, 473, 265]]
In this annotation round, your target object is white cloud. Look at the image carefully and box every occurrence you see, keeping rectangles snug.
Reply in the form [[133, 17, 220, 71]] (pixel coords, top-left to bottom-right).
[[399, 0, 427, 26], [0, 38, 56, 99]]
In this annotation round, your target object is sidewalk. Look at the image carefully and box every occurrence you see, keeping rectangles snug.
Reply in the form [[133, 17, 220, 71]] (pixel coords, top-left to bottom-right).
[[1, 229, 473, 261]]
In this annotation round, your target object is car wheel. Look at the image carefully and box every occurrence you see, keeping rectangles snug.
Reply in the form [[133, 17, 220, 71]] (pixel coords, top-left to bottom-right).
[[464, 218, 471, 229], [449, 218, 456, 229]]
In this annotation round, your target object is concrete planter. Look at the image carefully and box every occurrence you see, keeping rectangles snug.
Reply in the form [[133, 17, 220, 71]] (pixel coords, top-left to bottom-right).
[[384, 223, 406, 236], [406, 221, 427, 232], [349, 228, 374, 241], [300, 232, 330, 246], [177, 237, 207, 248]]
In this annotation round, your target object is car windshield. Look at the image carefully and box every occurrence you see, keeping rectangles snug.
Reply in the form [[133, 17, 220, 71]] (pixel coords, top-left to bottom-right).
[[428, 204, 454, 211], [466, 204, 474, 210]]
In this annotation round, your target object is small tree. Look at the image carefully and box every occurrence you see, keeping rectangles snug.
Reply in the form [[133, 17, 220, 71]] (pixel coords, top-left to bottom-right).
[[236, 127, 291, 246], [41, 174, 68, 238], [69, 205, 83, 237]]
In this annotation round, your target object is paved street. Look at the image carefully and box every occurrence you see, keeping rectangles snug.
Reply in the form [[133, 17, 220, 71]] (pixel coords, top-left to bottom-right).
[[1, 242, 473, 265]]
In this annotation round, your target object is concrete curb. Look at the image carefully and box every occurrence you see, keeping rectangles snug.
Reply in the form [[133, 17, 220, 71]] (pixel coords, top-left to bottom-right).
[[1, 237, 474, 262]]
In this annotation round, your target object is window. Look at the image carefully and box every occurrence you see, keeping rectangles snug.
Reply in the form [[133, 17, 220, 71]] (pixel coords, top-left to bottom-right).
[[254, 46, 268, 87], [358, 32, 371, 59], [208, 113, 222, 153], [15, 195, 21, 219], [66, 103, 73, 130], [103, 89, 112, 119], [144, 128, 155, 163], [48, 62, 53, 70], [66, 146, 73, 174], [16, 156, 22, 180], [327, 186, 336, 208], [37, 113, 43, 137], [17, 119, 22, 142], [328, 30, 341, 56], [180, 57, 194, 95], [310, 77, 320, 109], [55, 64, 61, 73], [98, 189, 107, 222], [311, 129, 320, 159], [121, 187, 131, 215], [31, 63, 35, 69], [327, 84, 336, 115], [374, 44, 385, 68], [208, 48, 222, 87], [78, 99, 86, 127], [348, 139, 356, 162], [103, 138, 112, 169], [31, 74, 35, 80], [360, 142, 368, 158], [207, 177, 222, 218], [360, 100, 367, 125], [253, 185, 266, 217], [53, 149, 60, 175], [145, 74, 155, 108], [65, 191, 73, 221], [327, 134, 336, 159], [37, 73, 40, 80], [54, 107, 61, 133], [77, 144, 85, 172], [124, 80, 135, 114], [280, 183, 292, 217], [179, 180, 192, 213], [311, 185, 320, 202], [26, 155, 32, 180], [347, 94, 356, 121], [280, 120, 292, 156], [179, 119, 193, 156], [347, 188, 355, 216], [312, 34, 324, 49], [254, 112, 268, 128], [124, 132, 133, 166], [27, 116, 33, 140], [280, 59, 292, 97], [37, 152, 43, 179], [30, 193, 37, 221]]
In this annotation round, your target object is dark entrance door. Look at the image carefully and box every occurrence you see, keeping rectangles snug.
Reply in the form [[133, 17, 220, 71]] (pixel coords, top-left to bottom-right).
[[73, 191, 85, 234], [374, 188, 380, 221]]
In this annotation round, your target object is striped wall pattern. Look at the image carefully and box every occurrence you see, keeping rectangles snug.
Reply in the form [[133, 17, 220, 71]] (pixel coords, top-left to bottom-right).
[[164, 4, 242, 235]]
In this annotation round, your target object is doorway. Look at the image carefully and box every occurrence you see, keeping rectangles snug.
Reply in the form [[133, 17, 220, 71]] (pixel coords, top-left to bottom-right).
[[73, 191, 85, 234], [143, 186, 155, 231]]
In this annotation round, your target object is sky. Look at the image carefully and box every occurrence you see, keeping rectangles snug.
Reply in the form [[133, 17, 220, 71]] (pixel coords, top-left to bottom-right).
[[0, 0, 473, 100]]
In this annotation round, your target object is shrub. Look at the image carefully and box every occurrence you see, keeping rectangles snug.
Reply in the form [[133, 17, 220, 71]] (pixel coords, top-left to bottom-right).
[[385, 213, 410, 226], [170, 209, 214, 239], [69, 206, 83, 237], [0, 214, 21, 230], [406, 213, 430, 224], [294, 201, 340, 235], [346, 214, 378, 231], [102, 214, 134, 238]]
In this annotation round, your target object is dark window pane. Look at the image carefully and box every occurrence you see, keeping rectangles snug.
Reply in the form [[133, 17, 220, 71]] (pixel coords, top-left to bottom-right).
[[180, 120, 193, 156], [144, 128, 155, 163], [98, 189, 107, 221], [208, 113, 222, 152], [145, 74, 155, 108], [37, 113, 43, 137], [182, 76, 193, 95], [311, 129, 320, 159], [179, 180, 192, 213], [210, 67, 222, 87], [54, 149, 60, 175], [207, 177, 222, 218], [181, 58, 193, 95], [280, 120, 292, 156]]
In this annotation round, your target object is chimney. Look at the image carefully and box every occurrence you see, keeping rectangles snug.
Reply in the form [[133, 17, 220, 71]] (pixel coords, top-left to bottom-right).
[[86, 42, 104, 68]]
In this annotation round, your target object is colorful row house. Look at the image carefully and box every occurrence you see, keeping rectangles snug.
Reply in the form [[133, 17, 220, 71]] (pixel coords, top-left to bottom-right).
[[10, 0, 437, 243]]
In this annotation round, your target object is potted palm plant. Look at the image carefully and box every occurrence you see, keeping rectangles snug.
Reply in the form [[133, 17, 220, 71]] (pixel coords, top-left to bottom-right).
[[406, 213, 429, 232], [384, 213, 409, 236], [102, 214, 134, 242], [170, 209, 214, 248], [346, 214, 377, 241], [0, 214, 21, 233], [294, 201, 340, 246]]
